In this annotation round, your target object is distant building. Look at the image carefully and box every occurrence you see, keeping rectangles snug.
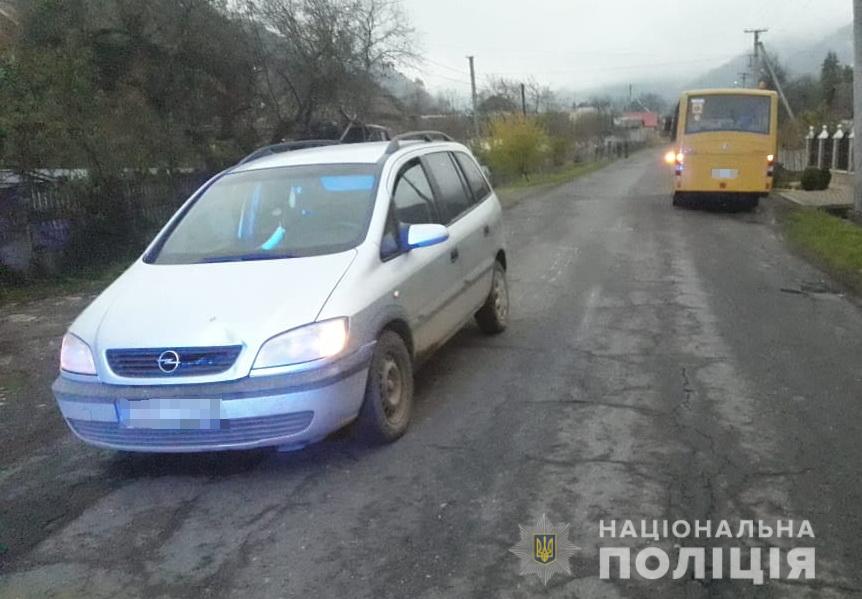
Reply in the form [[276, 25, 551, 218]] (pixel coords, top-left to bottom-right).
[[615, 112, 660, 129], [569, 105, 600, 122]]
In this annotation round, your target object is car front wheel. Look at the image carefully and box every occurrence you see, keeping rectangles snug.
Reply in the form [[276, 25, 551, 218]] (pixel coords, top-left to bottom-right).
[[356, 330, 414, 444]]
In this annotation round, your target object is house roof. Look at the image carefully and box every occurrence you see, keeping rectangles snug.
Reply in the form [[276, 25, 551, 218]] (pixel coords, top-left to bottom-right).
[[622, 112, 660, 128]]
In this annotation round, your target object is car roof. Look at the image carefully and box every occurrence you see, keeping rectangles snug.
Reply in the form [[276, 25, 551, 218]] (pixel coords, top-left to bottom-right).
[[231, 140, 470, 173]]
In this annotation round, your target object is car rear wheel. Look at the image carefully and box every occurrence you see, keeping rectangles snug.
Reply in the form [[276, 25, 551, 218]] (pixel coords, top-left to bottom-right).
[[356, 330, 414, 444], [475, 261, 509, 334]]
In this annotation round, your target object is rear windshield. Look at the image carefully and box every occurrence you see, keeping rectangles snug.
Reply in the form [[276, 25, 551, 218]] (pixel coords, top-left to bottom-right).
[[149, 164, 378, 264], [685, 95, 771, 135]]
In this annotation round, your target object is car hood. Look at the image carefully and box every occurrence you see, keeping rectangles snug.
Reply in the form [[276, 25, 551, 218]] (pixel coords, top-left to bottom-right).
[[71, 250, 357, 382]]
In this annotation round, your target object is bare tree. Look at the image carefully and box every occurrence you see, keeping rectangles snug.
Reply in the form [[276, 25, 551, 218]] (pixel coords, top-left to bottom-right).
[[525, 77, 557, 113], [242, 0, 416, 140]]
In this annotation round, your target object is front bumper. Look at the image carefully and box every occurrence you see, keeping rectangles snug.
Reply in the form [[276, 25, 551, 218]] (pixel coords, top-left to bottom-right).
[[52, 344, 374, 452]]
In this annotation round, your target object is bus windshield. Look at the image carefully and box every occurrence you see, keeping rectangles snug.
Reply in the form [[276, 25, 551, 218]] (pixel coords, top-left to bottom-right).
[[685, 95, 771, 135]]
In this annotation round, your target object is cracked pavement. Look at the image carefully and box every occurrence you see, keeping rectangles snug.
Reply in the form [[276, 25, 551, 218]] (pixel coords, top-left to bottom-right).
[[1, 151, 862, 597]]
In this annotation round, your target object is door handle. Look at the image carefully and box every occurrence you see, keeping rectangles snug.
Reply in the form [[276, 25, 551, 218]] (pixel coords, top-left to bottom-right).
[[450, 248, 460, 263], [483, 224, 491, 237]]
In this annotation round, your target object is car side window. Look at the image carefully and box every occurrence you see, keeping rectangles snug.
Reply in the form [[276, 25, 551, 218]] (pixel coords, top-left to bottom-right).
[[454, 152, 491, 203], [424, 152, 472, 223], [392, 160, 437, 225]]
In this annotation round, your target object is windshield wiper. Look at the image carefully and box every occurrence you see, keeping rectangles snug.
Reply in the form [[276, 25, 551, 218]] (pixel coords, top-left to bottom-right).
[[198, 252, 299, 264]]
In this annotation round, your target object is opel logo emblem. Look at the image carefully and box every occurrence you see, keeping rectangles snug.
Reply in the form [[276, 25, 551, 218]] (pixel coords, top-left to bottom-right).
[[157, 350, 181, 374]]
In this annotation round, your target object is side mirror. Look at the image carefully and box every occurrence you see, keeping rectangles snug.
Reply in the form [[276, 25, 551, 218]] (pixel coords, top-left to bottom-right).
[[481, 165, 492, 179], [404, 223, 449, 250]]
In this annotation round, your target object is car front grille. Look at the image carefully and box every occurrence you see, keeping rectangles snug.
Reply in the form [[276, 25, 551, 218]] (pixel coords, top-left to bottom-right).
[[106, 346, 243, 378], [68, 412, 314, 449]]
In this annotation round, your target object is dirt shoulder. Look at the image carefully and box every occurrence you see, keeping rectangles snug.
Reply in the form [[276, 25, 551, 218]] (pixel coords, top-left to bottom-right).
[[772, 196, 862, 296]]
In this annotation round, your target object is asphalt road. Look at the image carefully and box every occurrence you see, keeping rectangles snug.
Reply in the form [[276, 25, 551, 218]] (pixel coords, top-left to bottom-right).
[[2, 150, 862, 598]]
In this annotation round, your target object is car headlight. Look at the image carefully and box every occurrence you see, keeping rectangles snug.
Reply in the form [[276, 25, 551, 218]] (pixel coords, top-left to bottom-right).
[[60, 333, 97, 375], [253, 318, 348, 370]]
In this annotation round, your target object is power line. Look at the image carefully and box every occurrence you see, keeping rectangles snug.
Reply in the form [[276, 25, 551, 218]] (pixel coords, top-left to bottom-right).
[[482, 54, 738, 78], [423, 57, 469, 76]]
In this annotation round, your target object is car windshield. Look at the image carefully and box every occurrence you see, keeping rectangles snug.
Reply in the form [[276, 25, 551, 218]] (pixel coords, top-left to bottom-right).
[[685, 95, 771, 135], [150, 164, 378, 264]]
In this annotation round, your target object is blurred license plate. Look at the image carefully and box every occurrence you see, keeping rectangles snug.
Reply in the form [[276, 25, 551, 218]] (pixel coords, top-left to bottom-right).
[[712, 169, 738, 179], [117, 398, 221, 430]]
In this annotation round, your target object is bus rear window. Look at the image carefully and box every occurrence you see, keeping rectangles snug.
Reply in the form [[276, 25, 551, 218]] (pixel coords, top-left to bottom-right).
[[685, 95, 771, 135]]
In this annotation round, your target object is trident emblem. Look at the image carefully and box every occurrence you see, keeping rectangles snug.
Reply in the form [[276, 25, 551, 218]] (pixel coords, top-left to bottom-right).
[[534, 534, 556, 564]]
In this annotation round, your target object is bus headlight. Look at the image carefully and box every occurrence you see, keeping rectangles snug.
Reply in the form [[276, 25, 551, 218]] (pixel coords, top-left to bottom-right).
[[664, 151, 676, 165]]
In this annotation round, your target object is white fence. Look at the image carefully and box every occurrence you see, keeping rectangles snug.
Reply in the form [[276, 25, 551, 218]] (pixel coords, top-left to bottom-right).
[[803, 123, 854, 173]]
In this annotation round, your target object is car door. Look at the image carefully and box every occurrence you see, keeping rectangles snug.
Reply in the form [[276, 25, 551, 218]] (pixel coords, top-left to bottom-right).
[[421, 151, 485, 329], [452, 151, 501, 311], [379, 158, 464, 355]]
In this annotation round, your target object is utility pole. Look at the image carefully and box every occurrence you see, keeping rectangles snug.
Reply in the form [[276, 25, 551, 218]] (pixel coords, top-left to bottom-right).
[[758, 41, 796, 123], [745, 28, 768, 84], [854, 0, 862, 215], [737, 72, 749, 88], [520, 83, 527, 117], [467, 55, 479, 139]]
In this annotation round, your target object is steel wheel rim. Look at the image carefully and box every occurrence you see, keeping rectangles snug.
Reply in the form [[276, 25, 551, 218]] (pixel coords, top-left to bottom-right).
[[380, 355, 405, 422]]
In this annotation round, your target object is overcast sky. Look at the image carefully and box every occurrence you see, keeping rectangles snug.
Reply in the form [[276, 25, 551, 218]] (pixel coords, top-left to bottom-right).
[[401, 0, 852, 97]]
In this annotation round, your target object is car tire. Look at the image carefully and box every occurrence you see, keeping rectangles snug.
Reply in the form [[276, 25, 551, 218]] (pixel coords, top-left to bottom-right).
[[475, 261, 509, 335], [356, 330, 414, 444]]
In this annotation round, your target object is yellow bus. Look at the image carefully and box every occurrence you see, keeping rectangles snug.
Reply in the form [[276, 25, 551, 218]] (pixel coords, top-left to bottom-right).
[[668, 88, 779, 209]]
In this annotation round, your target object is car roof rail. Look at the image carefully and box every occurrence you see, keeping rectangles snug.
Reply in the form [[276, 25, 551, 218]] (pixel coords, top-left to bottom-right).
[[237, 139, 341, 165], [385, 131, 455, 154]]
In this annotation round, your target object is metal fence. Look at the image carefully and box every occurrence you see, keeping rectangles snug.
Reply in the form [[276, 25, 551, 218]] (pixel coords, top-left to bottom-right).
[[0, 172, 211, 275], [777, 149, 808, 172]]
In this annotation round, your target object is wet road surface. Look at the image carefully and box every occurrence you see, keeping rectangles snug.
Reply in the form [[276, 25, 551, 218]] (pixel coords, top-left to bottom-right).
[[2, 150, 862, 598]]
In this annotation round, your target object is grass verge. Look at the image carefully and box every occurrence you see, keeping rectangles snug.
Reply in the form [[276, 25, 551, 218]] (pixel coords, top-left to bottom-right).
[[782, 208, 862, 293], [0, 260, 132, 306]]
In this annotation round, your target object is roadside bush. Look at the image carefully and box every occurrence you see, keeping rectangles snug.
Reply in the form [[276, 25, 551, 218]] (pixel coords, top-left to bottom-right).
[[549, 136, 570, 167], [0, 264, 26, 287], [484, 115, 550, 180], [773, 164, 801, 189], [801, 167, 832, 191]]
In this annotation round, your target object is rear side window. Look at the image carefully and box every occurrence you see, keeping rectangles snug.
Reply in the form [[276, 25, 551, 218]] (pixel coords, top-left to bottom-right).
[[424, 152, 472, 223], [454, 152, 491, 202], [392, 161, 437, 225]]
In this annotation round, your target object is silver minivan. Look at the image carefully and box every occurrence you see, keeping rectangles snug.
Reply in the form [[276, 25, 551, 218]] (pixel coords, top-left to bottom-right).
[[53, 134, 509, 452]]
